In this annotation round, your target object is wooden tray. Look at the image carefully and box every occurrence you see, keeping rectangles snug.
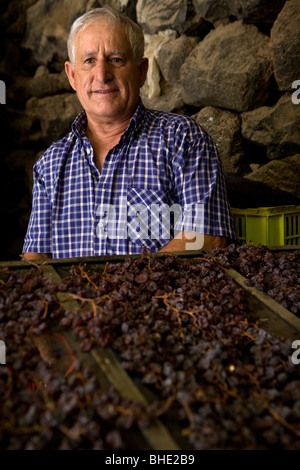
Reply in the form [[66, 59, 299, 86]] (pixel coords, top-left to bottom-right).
[[1, 247, 300, 450]]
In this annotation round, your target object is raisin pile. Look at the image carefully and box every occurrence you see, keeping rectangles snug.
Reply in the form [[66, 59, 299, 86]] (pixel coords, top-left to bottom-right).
[[213, 244, 300, 316], [1, 248, 300, 449]]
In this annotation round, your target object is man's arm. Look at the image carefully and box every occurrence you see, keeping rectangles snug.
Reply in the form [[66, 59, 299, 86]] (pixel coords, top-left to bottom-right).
[[22, 154, 53, 260], [22, 252, 52, 261], [159, 231, 228, 252]]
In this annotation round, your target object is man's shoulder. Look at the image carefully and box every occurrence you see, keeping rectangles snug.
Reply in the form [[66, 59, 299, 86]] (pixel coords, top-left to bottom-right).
[[145, 106, 195, 124], [35, 111, 86, 169], [144, 105, 203, 132], [34, 129, 78, 171], [143, 106, 207, 140]]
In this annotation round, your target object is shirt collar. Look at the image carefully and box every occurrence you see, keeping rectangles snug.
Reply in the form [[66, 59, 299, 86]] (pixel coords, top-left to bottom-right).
[[72, 110, 88, 138], [71, 98, 146, 140], [128, 98, 146, 133]]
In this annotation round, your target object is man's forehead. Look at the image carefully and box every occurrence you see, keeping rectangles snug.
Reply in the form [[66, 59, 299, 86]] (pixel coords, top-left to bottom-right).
[[75, 20, 131, 52], [77, 18, 127, 40]]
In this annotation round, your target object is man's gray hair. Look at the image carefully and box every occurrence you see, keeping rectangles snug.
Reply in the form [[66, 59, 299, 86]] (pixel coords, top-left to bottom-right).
[[67, 7, 145, 66]]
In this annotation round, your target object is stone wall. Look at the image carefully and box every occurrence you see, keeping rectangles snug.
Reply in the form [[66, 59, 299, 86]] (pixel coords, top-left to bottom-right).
[[0, 0, 300, 259]]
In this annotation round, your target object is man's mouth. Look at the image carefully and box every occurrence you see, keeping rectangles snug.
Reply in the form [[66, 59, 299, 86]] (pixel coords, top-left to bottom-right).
[[92, 89, 118, 94]]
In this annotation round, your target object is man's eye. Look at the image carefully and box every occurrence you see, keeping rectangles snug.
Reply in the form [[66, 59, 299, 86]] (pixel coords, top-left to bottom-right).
[[84, 58, 94, 64], [110, 57, 125, 65]]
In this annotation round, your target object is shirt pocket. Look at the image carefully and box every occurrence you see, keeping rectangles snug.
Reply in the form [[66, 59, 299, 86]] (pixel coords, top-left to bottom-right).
[[127, 187, 181, 250]]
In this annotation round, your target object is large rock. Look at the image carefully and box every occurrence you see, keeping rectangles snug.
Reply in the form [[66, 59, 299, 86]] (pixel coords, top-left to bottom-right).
[[192, 0, 285, 24], [225, 172, 300, 208], [180, 21, 273, 112], [241, 93, 300, 160], [227, 0, 285, 24], [27, 93, 82, 146], [140, 79, 184, 113], [136, 0, 188, 34], [91, 0, 138, 20], [9, 107, 43, 147], [2, 0, 37, 39], [29, 66, 71, 98], [245, 154, 300, 200], [192, 0, 230, 23], [0, 42, 22, 83], [143, 30, 177, 99], [270, 0, 300, 91], [192, 106, 246, 174], [6, 76, 32, 106], [156, 35, 199, 83], [23, 0, 88, 70]]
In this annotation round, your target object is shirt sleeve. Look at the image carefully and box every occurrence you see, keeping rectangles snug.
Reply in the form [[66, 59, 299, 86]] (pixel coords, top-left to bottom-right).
[[22, 163, 52, 254], [171, 118, 238, 242]]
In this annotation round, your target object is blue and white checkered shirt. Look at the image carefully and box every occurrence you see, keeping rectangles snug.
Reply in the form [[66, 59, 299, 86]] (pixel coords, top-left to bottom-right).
[[23, 100, 238, 258]]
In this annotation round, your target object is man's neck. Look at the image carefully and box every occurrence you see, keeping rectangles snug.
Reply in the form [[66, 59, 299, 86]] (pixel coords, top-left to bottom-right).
[[86, 117, 130, 171], [86, 115, 130, 141]]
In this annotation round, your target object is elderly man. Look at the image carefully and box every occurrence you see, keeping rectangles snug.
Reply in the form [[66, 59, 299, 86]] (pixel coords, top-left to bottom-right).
[[22, 7, 237, 261]]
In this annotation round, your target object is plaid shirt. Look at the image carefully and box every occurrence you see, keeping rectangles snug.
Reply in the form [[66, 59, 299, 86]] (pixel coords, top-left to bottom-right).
[[23, 100, 238, 258]]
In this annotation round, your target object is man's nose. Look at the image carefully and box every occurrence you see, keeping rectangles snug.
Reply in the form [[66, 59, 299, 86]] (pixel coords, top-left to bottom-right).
[[94, 60, 113, 82]]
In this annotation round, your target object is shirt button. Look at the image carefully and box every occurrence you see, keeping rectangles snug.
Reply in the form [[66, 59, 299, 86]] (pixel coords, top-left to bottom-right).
[[98, 222, 104, 228]]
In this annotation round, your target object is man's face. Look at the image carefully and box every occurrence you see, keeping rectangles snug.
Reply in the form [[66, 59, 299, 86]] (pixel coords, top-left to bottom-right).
[[65, 19, 148, 126]]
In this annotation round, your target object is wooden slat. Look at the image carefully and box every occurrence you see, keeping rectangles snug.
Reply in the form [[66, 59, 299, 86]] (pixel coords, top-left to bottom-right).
[[91, 348, 181, 450], [0, 249, 207, 269], [1, 245, 298, 269], [222, 266, 300, 336]]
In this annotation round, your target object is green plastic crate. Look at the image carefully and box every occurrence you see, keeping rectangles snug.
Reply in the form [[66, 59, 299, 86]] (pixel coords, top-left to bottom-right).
[[232, 205, 300, 246]]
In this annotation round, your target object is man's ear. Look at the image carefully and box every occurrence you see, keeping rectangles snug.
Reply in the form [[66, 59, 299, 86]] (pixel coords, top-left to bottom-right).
[[139, 57, 149, 88], [65, 61, 76, 91]]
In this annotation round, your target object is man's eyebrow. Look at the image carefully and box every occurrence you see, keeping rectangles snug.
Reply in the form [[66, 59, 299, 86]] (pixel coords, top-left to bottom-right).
[[109, 50, 127, 56], [80, 49, 128, 58], [81, 51, 97, 58]]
